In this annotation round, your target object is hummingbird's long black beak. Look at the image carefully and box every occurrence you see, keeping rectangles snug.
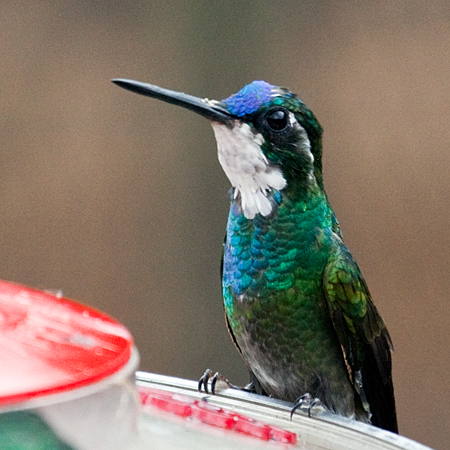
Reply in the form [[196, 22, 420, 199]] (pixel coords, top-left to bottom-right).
[[112, 78, 232, 123]]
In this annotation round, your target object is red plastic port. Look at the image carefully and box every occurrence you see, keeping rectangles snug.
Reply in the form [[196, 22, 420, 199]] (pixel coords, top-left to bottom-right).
[[138, 386, 297, 445]]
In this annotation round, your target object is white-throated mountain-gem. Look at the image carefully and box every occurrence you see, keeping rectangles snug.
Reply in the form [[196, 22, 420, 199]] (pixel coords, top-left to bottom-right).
[[112, 79, 397, 433]]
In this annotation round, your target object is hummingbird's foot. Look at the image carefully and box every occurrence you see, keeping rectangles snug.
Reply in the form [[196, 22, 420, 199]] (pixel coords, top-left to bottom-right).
[[290, 393, 324, 419], [198, 368, 239, 394]]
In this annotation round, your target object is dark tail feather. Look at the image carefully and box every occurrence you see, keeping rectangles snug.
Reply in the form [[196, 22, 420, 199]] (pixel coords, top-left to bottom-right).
[[362, 335, 398, 433]]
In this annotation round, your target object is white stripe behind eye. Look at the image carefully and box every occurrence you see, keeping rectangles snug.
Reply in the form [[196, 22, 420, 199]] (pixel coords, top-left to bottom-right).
[[211, 122, 286, 219]]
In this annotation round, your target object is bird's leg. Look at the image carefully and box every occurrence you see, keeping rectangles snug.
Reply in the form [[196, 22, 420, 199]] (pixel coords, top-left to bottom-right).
[[198, 369, 255, 395], [290, 393, 325, 419], [198, 369, 232, 394]]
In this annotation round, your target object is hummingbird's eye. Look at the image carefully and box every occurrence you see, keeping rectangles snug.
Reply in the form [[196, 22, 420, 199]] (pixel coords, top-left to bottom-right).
[[266, 109, 289, 132]]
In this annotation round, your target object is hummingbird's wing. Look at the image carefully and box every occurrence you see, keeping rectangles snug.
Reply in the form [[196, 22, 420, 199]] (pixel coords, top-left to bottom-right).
[[323, 247, 398, 433]]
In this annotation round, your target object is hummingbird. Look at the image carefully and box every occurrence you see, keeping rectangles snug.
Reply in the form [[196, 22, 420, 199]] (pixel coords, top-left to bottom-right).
[[112, 78, 398, 433]]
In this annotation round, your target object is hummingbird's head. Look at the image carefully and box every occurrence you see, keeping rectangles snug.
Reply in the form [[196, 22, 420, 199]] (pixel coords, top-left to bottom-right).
[[112, 79, 323, 219]]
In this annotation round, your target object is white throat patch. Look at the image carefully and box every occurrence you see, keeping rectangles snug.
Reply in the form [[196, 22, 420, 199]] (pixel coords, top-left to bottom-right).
[[211, 122, 286, 219]]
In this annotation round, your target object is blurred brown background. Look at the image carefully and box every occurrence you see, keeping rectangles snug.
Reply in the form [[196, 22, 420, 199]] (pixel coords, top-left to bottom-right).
[[1, 1, 449, 448]]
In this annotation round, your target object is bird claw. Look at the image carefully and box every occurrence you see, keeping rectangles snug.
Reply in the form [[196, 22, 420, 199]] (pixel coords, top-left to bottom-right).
[[290, 393, 324, 419], [198, 368, 233, 394]]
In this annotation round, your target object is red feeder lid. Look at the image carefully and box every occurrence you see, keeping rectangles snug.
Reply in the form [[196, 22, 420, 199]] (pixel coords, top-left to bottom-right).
[[0, 279, 133, 407]]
